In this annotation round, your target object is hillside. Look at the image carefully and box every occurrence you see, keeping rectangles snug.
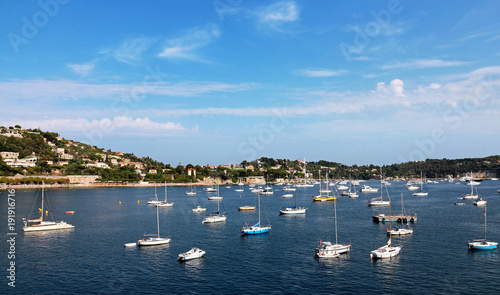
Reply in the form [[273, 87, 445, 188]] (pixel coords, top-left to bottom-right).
[[1, 126, 499, 184]]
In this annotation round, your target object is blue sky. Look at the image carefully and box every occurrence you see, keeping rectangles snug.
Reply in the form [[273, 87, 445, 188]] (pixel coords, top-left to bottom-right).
[[1, 0, 500, 166]]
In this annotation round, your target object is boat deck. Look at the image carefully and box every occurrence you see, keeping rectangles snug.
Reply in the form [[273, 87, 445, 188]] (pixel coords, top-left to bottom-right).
[[372, 213, 417, 223]]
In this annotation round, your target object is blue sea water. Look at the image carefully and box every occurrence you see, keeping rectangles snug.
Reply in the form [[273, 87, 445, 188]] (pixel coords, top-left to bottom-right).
[[1, 180, 500, 294]]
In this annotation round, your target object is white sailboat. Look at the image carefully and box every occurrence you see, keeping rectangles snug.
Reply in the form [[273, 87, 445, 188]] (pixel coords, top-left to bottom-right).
[[23, 181, 74, 232], [295, 157, 314, 187], [147, 186, 162, 205], [155, 182, 174, 207], [279, 189, 307, 214], [412, 172, 428, 196], [462, 182, 479, 200], [370, 197, 401, 259], [185, 181, 196, 195], [137, 202, 171, 246], [367, 171, 390, 206], [315, 193, 351, 258], [203, 185, 226, 223], [241, 192, 271, 235], [468, 203, 497, 250], [387, 194, 413, 236]]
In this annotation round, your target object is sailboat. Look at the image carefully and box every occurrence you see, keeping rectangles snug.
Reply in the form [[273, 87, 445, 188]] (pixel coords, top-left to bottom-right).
[[412, 172, 428, 196], [387, 193, 413, 235], [315, 193, 351, 258], [468, 203, 498, 250], [367, 170, 390, 206], [202, 185, 227, 223], [279, 188, 307, 214], [241, 192, 271, 235], [147, 185, 163, 205], [137, 201, 171, 246], [185, 181, 196, 195], [208, 184, 223, 200], [370, 197, 401, 259], [295, 157, 314, 187], [155, 182, 174, 207], [313, 171, 337, 202], [462, 182, 479, 200], [341, 175, 359, 198], [23, 181, 74, 232], [234, 182, 244, 192]]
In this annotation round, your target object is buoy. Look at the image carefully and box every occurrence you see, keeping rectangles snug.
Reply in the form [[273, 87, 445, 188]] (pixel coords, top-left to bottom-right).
[[39, 208, 42, 211], [119, 201, 122, 204], [137, 200, 140, 204], [45, 210, 48, 215]]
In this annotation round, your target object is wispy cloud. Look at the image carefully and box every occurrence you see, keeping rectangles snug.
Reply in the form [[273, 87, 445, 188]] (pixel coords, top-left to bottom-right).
[[255, 1, 299, 31], [158, 24, 220, 61], [67, 62, 95, 77], [110, 37, 157, 65], [293, 68, 346, 77], [0, 79, 256, 100], [381, 59, 470, 70]]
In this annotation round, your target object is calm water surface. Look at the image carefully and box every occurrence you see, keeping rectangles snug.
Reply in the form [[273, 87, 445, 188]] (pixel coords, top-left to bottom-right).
[[1, 181, 500, 294]]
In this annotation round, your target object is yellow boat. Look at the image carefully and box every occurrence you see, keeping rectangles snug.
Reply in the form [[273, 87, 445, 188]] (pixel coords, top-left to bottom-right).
[[312, 195, 337, 202], [238, 206, 256, 211]]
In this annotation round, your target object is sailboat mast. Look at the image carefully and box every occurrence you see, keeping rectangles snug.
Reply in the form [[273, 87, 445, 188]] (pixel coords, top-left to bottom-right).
[[304, 157, 307, 185], [41, 180, 45, 221], [258, 192, 261, 225], [156, 203, 160, 238], [334, 193, 338, 245], [165, 182, 167, 202], [217, 184, 220, 213], [484, 204, 487, 241]]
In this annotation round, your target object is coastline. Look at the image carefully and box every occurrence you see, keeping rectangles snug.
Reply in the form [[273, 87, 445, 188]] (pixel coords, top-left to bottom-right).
[[0, 181, 220, 191]]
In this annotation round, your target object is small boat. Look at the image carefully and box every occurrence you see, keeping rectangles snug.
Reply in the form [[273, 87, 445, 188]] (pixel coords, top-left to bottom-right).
[[192, 206, 207, 213], [23, 181, 74, 232], [279, 190, 307, 214], [185, 181, 196, 195], [314, 185, 350, 258], [204, 186, 217, 192], [463, 183, 479, 199], [313, 171, 337, 202], [282, 186, 296, 191], [473, 198, 487, 206], [137, 202, 171, 247], [360, 185, 378, 193], [406, 185, 419, 191], [412, 172, 429, 196], [281, 193, 293, 198], [154, 182, 174, 207], [367, 196, 390, 206], [234, 182, 244, 192], [147, 186, 163, 205], [203, 185, 227, 224], [178, 247, 205, 261], [242, 192, 271, 235], [455, 202, 466, 206], [387, 225, 413, 235], [371, 197, 401, 259], [238, 206, 256, 211], [468, 203, 497, 250], [65, 211, 75, 214]]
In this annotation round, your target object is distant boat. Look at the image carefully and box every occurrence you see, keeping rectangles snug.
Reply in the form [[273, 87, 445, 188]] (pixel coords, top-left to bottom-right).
[[468, 203, 497, 250], [241, 192, 271, 235], [203, 185, 226, 224], [192, 206, 207, 213], [23, 181, 74, 232], [295, 157, 314, 187], [238, 206, 255, 211], [137, 202, 171, 246], [462, 183, 479, 200], [282, 186, 296, 191], [234, 182, 244, 192], [155, 182, 173, 207], [315, 187, 351, 258], [367, 169, 390, 206], [313, 171, 337, 202], [147, 186, 163, 205], [370, 197, 401, 259], [387, 194, 413, 236], [204, 186, 217, 192], [178, 247, 205, 261], [473, 198, 487, 206], [360, 185, 378, 193], [281, 193, 293, 198], [412, 172, 429, 196], [279, 189, 307, 214], [185, 181, 196, 195]]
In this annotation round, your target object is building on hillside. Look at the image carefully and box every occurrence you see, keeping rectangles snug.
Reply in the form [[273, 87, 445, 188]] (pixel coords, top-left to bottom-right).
[[59, 154, 74, 160], [0, 128, 22, 138], [149, 169, 157, 174], [0, 152, 19, 159], [187, 168, 196, 176], [57, 161, 69, 165]]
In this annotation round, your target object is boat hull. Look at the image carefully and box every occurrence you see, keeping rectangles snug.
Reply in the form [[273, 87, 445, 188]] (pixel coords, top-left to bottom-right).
[[241, 226, 271, 235], [370, 245, 401, 259], [279, 208, 307, 214], [468, 241, 498, 250], [23, 221, 74, 232], [315, 243, 351, 258], [137, 237, 171, 246]]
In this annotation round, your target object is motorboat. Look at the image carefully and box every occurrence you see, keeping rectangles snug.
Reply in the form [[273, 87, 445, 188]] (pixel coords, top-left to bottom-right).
[[360, 185, 378, 193], [178, 247, 205, 261], [192, 206, 207, 213], [473, 198, 487, 206]]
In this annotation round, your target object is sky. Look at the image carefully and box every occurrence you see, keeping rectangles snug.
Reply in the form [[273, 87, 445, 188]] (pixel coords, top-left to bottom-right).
[[1, 0, 500, 166]]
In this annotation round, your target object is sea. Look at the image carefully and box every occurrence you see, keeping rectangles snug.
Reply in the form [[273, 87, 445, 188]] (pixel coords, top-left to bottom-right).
[[1, 180, 500, 294]]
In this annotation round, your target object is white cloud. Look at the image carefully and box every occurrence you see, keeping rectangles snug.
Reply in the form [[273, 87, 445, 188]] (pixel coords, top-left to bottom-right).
[[158, 24, 220, 61], [293, 68, 346, 77], [0, 79, 256, 100], [375, 79, 406, 97], [259, 1, 299, 22], [381, 59, 470, 70], [67, 62, 95, 77], [111, 37, 157, 65]]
